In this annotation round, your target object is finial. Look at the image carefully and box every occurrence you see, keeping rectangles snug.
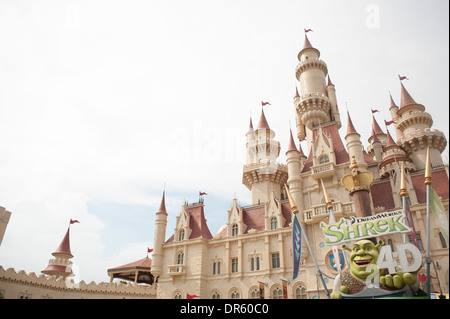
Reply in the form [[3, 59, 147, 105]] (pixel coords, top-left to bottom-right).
[[400, 161, 408, 197], [321, 179, 333, 210], [284, 184, 299, 214], [424, 146, 432, 185]]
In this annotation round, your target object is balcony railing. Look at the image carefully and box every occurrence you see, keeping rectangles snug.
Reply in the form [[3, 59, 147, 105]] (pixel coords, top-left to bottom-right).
[[310, 162, 336, 180], [168, 264, 185, 276], [303, 201, 354, 224]]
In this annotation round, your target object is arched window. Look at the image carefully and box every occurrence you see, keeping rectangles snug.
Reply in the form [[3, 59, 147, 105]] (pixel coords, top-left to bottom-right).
[[178, 229, 185, 241], [212, 291, 220, 299], [319, 155, 330, 164], [439, 232, 448, 248], [270, 217, 278, 230], [174, 291, 182, 299], [230, 289, 241, 299], [295, 284, 307, 299], [250, 287, 260, 299], [177, 251, 184, 265], [231, 224, 239, 236], [272, 287, 283, 299]]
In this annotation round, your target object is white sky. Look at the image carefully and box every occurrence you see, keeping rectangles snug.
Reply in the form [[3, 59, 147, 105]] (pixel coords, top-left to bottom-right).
[[0, 0, 448, 283]]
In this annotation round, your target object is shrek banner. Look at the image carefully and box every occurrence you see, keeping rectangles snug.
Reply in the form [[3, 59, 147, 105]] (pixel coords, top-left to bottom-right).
[[320, 210, 411, 245]]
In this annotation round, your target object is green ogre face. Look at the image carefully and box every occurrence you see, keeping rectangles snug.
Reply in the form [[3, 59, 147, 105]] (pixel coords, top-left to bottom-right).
[[343, 239, 383, 280]]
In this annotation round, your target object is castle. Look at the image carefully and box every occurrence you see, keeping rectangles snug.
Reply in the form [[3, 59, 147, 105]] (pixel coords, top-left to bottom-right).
[[0, 34, 448, 299]]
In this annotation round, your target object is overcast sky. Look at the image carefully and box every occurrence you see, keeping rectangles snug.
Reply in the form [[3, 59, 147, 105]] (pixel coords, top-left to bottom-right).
[[0, 0, 448, 284]]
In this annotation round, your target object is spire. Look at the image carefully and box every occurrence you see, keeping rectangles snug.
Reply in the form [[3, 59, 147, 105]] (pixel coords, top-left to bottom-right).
[[372, 115, 385, 135], [157, 191, 167, 215], [371, 128, 380, 143], [400, 82, 417, 108], [294, 86, 300, 98], [52, 228, 73, 258], [321, 179, 333, 210], [345, 111, 359, 138], [286, 128, 299, 154], [327, 75, 334, 87], [385, 129, 397, 148], [389, 93, 398, 109], [247, 117, 254, 134], [257, 109, 270, 130], [303, 34, 313, 50]]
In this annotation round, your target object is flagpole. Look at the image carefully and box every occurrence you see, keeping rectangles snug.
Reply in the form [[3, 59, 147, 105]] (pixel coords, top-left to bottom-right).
[[285, 184, 331, 299], [424, 146, 432, 299]]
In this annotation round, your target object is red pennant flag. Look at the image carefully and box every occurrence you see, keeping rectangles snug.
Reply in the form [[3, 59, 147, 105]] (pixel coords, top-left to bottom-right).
[[70, 219, 80, 224], [304, 28, 313, 33], [187, 293, 199, 299], [199, 191, 207, 196], [147, 248, 153, 253], [261, 101, 271, 106], [398, 75, 409, 81], [371, 109, 379, 113], [384, 119, 395, 126]]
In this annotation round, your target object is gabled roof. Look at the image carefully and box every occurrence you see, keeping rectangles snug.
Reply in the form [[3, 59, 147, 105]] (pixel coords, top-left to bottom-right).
[[108, 256, 152, 273], [186, 204, 213, 240]]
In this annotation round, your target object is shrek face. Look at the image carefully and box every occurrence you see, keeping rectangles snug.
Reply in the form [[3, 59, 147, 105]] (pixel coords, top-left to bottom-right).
[[344, 240, 381, 280]]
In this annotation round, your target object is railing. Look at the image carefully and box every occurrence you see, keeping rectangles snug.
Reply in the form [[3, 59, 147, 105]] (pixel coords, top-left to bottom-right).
[[303, 201, 354, 224], [310, 162, 336, 179], [168, 264, 185, 276]]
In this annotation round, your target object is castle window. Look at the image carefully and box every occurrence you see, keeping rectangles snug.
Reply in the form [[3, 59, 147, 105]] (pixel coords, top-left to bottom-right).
[[174, 291, 182, 299], [231, 258, 238, 273], [251, 256, 260, 271], [409, 234, 424, 251], [295, 285, 307, 299], [271, 252, 280, 268], [270, 217, 278, 230], [178, 229, 185, 241], [230, 289, 241, 299], [250, 287, 260, 299], [319, 155, 330, 164], [272, 287, 283, 299], [177, 252, 184, 265], [231, 224, 239, 236], [213, 261, 221, 275], [439, 232, 448, 248], [212, 291, 220, 299]]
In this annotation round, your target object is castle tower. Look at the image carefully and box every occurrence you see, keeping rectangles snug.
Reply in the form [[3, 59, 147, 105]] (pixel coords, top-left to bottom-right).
[[393, 81, 447, 169], [285, 128, 304, 218], [242, 109, 288, 205], [151, 191, 168, 278], [345, 111, 367, 170], [42, 227, 74, 277], [294, 34, 341, 149], [379, 129, 415, 178]]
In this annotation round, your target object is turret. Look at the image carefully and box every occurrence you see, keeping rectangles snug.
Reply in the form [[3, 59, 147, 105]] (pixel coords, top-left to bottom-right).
[[151, 191, 168, 278], [42, 227, 74, 278], [294, 34, 341, 150], [345, 112, 367, 170], [379, 129, 415, 178], [242, 109, 288, 204], [285, 128, 304, 218], [393, 81, 447, 169]]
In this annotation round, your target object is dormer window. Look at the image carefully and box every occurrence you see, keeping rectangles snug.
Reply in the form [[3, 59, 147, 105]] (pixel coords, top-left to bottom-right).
[[319, 155, 330, 164], [231, 224, 239, 236], [270, 217, 278, 230], [178, 229, 185, 241]]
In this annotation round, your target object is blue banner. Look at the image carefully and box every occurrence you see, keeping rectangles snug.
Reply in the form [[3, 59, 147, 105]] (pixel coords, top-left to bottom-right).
[[292, 214, 302, 280]]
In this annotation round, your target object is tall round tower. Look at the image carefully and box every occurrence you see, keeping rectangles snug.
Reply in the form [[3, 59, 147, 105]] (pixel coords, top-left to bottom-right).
[[393, 81, 447, 169], [294, 34, 340, 149], [151, 191, 168, 278]]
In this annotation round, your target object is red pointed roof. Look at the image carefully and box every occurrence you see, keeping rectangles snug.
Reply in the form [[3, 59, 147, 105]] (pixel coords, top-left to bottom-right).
[[248, 117, 254, 133], [371, 129, 380, 143], [186, 204, 213, 240], [345, 112, 359, 138], [372, 115, 385, 136], [389, 93, 398, 109], [157, 191, 167, 215], [286, 129, 299, 154], [298, 34, 320, 59], [52, 228, 73, 258], [108, 256, 152, 272], [385, 129, 398, 149], [327, 75, 334, 86], [400, 82, 417, 108], [257, 109, 270, 130], [295, 86, 300, 97]]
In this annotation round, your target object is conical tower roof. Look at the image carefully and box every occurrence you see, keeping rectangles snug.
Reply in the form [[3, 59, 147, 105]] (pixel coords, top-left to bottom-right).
[[286, 128, 299, 154], [52, 228, 73, 258], [398, 82, 425, 115], [257, 109, 270, 130], [345, 111, 359, 138], [297, 34, 320, 59], [157, 191, 167, 215]]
